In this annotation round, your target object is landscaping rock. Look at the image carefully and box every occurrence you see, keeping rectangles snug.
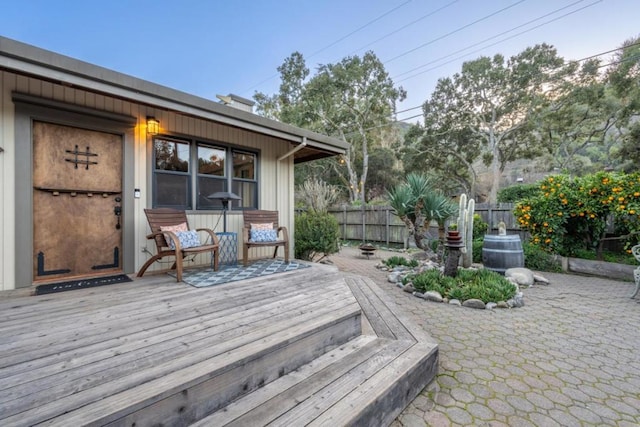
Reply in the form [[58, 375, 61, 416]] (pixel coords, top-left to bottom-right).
[[424, 291, 443, 303], [449, 299, 462, 306], [505, 268, 535, 287], [413, 292, 425, 299], [388, 271, 403, 283], [497, 301, 509, 308], [513, 292, 525, 308], [533, 273, 550, 284], [486, 302, 497, 310], [462, 299, 486, 309], [403, 283, 416, 293], [506, 299, 515, 308]]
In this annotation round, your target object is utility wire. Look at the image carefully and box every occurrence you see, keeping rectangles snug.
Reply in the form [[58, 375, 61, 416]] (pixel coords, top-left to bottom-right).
[[384, 0, 528, 64], [394, 41, 640, 121], [308, 0, 412, 59], [393, 0, 590, 79], [395, 0, 602, 83], [240, 0, 412, 95], [348, 0, 460, 56]]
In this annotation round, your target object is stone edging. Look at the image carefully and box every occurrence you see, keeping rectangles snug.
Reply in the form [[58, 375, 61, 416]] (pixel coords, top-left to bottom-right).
[[378, 262, 526, 310]]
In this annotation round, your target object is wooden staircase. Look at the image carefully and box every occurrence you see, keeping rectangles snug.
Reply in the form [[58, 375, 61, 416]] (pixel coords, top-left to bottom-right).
[[0, 266, 438, 426]]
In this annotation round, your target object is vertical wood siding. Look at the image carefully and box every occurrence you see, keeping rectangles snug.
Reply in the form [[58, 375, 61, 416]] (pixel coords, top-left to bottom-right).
[[1, 71, 295, 288], [0, 71, 16, 291]]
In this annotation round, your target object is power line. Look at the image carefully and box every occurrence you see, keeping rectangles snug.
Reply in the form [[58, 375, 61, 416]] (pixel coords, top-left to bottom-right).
[[348, 0, 460, 56], [384, 0, 527, 64], [308, 0, 412, 59], [395, 0, 602, 83], [396, 105, 423, 114], [394, 39, 640, 120], [239, 1, 412, 96], [393, 0, 590, 79]]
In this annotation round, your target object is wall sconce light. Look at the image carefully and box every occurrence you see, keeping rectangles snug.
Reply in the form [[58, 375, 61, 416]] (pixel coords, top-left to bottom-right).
[[147, 117, 160, 135]]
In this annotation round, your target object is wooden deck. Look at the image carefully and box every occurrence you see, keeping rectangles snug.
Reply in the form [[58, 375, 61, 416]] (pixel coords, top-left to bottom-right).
[[0, 265, 438, 426]]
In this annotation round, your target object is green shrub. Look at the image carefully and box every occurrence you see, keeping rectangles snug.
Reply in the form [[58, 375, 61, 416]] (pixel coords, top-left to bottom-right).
[[498, 183, 540, 203], [294, 212, 340, 261], [571, 248, 636, 265], [384, 256, 419, 268], [472, 239, 484, 263], [522, 241, 562, 272], [473, 214, 488, 239], [411, 267, 517, 303]]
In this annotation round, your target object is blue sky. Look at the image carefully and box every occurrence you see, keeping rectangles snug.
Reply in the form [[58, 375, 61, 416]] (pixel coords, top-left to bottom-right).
[[1, 0, 638, 122]]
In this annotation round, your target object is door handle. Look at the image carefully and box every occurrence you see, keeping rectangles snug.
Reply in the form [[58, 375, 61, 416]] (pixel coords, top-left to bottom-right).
[[114, 200, 122, 229]]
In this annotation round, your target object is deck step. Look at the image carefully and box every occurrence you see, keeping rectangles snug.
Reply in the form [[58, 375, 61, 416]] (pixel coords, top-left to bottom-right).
[[0, 266, 439, 427], [0, 270, 362, 427], [194, 275, 439, 427]]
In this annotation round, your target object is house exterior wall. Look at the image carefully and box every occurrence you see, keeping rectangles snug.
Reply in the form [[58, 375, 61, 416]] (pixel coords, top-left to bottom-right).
[[0, 70, 295, 290]]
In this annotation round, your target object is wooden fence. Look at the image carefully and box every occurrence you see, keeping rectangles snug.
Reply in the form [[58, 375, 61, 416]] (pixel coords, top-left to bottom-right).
[[297, 204, 526, 247]]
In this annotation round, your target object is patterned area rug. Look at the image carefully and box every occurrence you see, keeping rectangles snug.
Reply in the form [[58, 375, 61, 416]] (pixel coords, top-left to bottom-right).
[[169, 258, 310, 288]]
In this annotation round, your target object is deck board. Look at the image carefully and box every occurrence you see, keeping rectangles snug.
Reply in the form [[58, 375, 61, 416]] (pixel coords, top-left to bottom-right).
[[0, 265, 438, 427]]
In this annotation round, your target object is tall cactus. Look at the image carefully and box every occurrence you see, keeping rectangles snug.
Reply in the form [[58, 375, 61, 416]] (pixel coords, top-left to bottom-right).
[[457, 194, 475, 268]]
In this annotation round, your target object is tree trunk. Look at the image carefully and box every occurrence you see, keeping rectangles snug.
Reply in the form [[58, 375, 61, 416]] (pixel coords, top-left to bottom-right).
[[488, 131, 501, 204]]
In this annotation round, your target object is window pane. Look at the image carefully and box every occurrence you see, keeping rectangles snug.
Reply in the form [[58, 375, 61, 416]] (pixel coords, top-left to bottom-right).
[[233, 151, 255, 179], [154, 173, 190, 208], [232, 181, 257, 209], [154, 139, 190, 172], [198, 146, 225, 176], [197, 177, 227, 209]]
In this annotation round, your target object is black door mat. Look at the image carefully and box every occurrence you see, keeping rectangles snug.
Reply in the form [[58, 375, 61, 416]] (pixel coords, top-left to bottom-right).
[[35, 274, 133, 295]]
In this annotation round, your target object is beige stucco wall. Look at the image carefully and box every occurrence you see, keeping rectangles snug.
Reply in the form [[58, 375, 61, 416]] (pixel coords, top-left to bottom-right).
[[0, 71, 296, 290]]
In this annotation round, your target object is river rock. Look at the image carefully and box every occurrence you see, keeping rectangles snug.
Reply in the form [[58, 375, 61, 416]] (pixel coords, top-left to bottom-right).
[[513, 292, 525, 308], [533, 273, 550, 284], [462, 299, 486, 309], [486, 302, 497, 310], [388, 271, 403, 283], [424, 291, 443, 303], [449, 299, 462, 306], [505, 268, 535, 287], [497, 301, 509, 308], [403, 283, 416, 293]]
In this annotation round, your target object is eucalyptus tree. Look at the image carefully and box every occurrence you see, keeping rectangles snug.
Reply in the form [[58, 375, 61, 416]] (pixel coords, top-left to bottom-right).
[[607, 36, 640, 167], [534, 58, 623, 174], [412, 44, 565, 203], [254, 51, 405, 205]]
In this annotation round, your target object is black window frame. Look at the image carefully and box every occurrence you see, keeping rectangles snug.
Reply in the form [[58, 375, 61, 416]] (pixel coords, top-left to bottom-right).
[[152, 136, 259, 211]]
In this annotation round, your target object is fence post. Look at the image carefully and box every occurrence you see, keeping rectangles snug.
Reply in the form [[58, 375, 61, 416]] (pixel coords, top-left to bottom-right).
[[385, 207, 390, 247], [361, 204, 366, 243], [342, 205, 347, 240]]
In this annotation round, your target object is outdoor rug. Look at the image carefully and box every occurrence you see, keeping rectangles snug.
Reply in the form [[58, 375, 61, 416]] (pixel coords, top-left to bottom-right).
[[34, 274, 133, 295], [169, 258, 310, 288]]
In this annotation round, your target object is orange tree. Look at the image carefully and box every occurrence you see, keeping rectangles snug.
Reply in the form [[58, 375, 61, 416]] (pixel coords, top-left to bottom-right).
[[514, 171, 640, 256]]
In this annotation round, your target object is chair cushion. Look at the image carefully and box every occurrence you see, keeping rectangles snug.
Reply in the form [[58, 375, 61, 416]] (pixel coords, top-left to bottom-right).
[[160, 222, 188, 234], [166, 230, 201, 250], [250, 228, 278, 243], [251, 222, 273, 230]]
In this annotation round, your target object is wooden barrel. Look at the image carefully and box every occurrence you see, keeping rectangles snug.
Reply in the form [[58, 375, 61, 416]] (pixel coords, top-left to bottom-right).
[[482, 234, 525, 274]]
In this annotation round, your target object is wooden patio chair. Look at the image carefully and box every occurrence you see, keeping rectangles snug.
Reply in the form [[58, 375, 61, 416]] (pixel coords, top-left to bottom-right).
[[138, 208, 219, 282], [242, 210, 289, 266], [631, 245, 640, 298]]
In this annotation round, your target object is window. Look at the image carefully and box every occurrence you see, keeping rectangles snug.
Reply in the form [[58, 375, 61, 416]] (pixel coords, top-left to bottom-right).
[[153, 138, 191, 208], [232, 151, 257, 209], [153, 137, 258, 210]]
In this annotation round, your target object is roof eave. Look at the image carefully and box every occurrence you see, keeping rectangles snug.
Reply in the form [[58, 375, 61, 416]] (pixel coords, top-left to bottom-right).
[[0, 36, 349, 156]]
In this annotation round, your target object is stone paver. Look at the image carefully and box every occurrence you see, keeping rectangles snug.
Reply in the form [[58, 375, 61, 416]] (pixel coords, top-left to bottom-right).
[[330, 246, 640, 426]]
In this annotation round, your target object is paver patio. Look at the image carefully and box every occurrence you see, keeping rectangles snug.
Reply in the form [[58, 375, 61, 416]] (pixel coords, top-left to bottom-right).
[[331, 245, 640, 427]]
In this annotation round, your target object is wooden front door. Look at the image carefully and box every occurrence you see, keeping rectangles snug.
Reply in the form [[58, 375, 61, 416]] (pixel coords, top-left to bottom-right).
[[32, 121, 123, 282]]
